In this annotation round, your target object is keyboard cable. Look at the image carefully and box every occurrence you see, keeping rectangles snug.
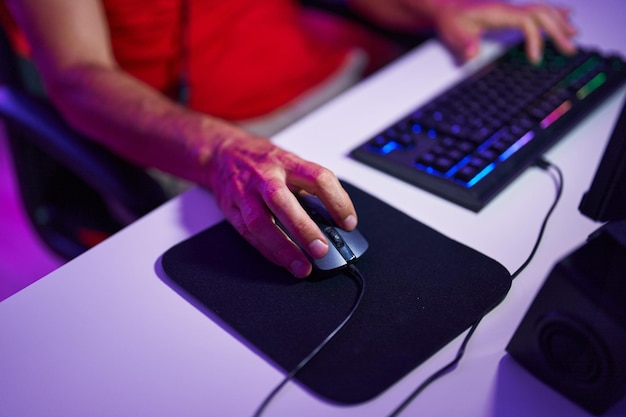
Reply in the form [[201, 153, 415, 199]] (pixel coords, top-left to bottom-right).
[[387, 157, 564, 417]]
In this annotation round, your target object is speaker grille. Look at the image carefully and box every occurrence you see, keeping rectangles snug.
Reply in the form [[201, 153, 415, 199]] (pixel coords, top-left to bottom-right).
[[537, 312, 610, 386]]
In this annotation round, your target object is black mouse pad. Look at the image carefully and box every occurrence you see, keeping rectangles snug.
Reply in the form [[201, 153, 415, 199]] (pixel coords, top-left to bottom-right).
[[161, 181, 511, 404]]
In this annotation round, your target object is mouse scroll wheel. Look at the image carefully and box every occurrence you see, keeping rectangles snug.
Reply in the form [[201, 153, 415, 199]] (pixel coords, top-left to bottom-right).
[[324, 227, 345, 248]]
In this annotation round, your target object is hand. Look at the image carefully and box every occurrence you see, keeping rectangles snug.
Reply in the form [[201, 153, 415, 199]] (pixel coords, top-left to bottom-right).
[[348, 0, 577, 63], [206, 127, 357, 278], [431, 1, 578, 63]]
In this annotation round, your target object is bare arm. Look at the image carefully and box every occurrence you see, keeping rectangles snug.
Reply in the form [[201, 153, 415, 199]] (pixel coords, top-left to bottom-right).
[[7, 0, 234, 186], [7, 0, 358, 278]]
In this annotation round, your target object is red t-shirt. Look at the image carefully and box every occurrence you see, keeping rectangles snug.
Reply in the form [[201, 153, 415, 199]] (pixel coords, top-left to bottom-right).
[[103, 0, 351, 120], [2, 0, 351, 120]]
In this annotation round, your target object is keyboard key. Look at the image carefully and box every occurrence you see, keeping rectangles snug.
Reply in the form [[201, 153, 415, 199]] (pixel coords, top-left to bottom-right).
[[350, 40, 626, 211]]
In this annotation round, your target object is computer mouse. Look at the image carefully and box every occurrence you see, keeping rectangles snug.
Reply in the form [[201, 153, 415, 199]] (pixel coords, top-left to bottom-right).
[[286, 192, 369, 275]]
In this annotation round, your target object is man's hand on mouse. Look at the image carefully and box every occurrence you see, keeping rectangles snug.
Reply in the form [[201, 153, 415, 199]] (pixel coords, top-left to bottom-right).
[[206, 129, 357, 278]]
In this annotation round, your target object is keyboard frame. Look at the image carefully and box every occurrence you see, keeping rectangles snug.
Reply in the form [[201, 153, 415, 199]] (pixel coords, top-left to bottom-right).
[[349, 43, 626, 212]]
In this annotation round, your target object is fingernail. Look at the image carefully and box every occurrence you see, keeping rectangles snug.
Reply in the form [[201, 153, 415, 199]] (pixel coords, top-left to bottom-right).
[[343, 214, 357, 231], [290, 260, 310, 278], [309, 238, 328, 259], [530, 48, 542, 65]]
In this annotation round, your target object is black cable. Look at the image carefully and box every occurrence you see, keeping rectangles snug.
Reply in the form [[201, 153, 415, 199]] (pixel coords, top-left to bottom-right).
[[387, 316, 483, 417], [387, 158, 564, 417], [252, 159, 563, 417], [252, 264, 366, 417], [511, 158, 564, 280]]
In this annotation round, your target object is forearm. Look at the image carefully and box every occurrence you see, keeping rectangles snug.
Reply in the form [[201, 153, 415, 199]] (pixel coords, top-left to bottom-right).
[[7, 0, 359, 278], [44, 63, 241, 189]]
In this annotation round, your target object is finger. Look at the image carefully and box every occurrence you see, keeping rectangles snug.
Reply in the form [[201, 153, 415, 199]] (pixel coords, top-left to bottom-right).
[[286, 161, 358, 231], [530, 5, 577, 55], [470, 4, 553, 63], [548, 6, 578, 36], [234, 192, 315, 278], [437, 23, 482, 62], [487, 4, 545, 63], [223, 202, 279, 265], [519, 10, 545, 64], [261, 178, 330, 260]]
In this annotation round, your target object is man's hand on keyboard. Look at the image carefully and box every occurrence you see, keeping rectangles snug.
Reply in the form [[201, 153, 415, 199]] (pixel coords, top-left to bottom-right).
[[432, 1, 578, 63], [348, 0, 577, 63]]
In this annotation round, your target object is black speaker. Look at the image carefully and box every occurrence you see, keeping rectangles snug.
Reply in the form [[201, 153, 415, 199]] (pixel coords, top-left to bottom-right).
[[507, 220, 626, 415]]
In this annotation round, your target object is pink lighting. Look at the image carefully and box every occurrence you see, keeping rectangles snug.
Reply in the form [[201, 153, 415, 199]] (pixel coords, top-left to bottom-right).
[[540, 100, 572, 129]]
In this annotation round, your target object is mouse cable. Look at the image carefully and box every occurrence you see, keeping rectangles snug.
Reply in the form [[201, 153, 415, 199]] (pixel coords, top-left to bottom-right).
[[387, 157, 564, 417], [252, 264, 366, 417]]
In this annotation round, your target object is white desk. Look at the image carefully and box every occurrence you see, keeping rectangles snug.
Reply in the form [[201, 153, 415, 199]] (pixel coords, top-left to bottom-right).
[[2, 1, 626, 416]]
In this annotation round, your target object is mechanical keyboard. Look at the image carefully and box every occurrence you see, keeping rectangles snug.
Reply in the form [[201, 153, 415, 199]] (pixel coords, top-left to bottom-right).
[[349, 41, 626, 211]]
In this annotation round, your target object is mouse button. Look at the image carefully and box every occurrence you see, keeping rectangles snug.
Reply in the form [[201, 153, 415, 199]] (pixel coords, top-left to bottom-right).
[[337, 228, 369, 259], [313, 247, 347, 272], [308, 208, 331, 226], [298, 194, 333, 224]]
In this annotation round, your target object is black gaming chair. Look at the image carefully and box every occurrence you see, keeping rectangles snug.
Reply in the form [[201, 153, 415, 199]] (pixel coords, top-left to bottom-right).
[[0, 24, 168, 260]]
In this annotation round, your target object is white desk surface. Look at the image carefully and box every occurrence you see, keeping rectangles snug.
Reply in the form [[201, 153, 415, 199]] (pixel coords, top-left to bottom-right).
[[2, 1, 626, 416]]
